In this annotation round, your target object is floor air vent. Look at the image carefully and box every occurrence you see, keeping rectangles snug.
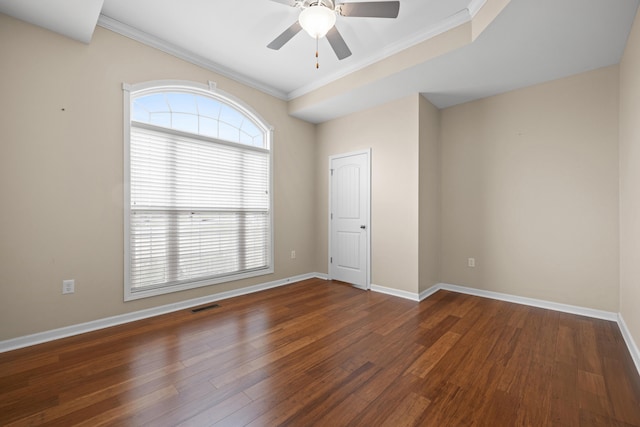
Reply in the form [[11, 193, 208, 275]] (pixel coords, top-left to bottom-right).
[[191, 304, 220, 313]]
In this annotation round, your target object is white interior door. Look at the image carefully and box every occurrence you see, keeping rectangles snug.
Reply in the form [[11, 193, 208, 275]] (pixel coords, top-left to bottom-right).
[[329, 150, 370, 290]]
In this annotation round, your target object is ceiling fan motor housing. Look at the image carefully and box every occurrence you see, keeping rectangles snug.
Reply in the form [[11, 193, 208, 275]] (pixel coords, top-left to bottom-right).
[[300, 0, 336, 10], [268, 0, 400, 60]]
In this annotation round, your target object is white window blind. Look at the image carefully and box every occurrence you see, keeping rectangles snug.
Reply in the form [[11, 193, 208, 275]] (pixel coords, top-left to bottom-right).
[[129, 122, 271, 292]]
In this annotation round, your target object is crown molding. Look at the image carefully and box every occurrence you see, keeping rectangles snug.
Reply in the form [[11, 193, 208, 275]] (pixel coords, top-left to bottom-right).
[[467, 0, 488, 17], [96, 14, 288, 101], [99, 1, 489, 105], [288, 6, 474, 100]]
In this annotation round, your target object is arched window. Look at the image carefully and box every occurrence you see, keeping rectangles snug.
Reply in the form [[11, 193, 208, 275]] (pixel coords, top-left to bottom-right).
[[123, 81, 273, 301]]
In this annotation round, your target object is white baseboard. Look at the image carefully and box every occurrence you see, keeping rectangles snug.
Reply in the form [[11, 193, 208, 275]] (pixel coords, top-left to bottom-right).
[[437, 283, 618, 321], [372, 282, 619, 323], [0, 272, 328, 353], [434, 282, 638, 378], [5, 274, 638, 380], [370, 283, 420, 301], [618, 313, 640, 376], [362, 281, 637, 376], [419, 284, 441, 301]]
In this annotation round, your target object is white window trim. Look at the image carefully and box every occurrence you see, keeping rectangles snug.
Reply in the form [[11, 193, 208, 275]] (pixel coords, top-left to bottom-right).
[[123, 80, 274, 301]]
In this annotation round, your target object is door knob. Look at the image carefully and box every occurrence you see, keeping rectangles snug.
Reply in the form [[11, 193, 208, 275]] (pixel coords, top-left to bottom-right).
[[360, 225, 366, 229]]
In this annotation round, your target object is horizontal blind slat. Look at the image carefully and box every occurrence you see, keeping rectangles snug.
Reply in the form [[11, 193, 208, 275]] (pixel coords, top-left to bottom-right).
[[129, 124, 271, 291]]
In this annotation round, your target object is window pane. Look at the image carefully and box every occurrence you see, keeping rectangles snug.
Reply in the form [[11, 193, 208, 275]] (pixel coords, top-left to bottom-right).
[[149, 112, 171, 128], [218, 122, 240, 143], [240, 120, 260, 138], [197, 96, 222, 119], [172, 112, 198, 133], [166, 93, 198, 114], [132, 91, 264, 148], [135, 93, 169, 114], [200, 117, 219, 139], [239, 131, 254, 146], [219, 105, 244, 128], [132, 100, 150, 122]]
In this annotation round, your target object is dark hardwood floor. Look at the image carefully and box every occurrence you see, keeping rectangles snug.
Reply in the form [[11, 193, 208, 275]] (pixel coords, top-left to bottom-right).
[[1, 279, 639, 426]]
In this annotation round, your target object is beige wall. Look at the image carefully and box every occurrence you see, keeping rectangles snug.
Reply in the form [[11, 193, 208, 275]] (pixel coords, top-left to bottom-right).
[[620, 9, 640, 347], [316, 95, 420, 293], [0, 14, 317, 340], [1, 9, 635, 344], [440, 66, 620, 311], [418, 97, 441, 293]]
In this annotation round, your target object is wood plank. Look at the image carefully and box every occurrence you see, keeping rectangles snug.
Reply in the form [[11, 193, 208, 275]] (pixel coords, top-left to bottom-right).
[[0, 279, 639, 426], [405, 331, 462, 378], [378, 391, 431, 427], [176, 392, 252, 427]]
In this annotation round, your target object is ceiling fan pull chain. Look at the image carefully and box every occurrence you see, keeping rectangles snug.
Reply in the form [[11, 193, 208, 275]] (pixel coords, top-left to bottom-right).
[[316, 35, 319, 69]]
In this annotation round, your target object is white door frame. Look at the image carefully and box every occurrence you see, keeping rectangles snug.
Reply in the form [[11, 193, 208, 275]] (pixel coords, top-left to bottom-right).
[[328, 148, 371, 290]]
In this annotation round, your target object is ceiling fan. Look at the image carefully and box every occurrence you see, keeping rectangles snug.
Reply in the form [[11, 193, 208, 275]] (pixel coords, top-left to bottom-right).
[[267, 0, 400, 62]]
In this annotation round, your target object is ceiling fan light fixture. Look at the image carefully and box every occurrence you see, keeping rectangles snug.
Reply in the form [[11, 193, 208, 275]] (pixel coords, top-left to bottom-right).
[[299, 5, 336, 38]]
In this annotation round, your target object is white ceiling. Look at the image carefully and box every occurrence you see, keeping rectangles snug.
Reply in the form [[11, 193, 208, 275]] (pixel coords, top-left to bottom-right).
[[1, 0, 638, 123], [0, 0, 103, 43]]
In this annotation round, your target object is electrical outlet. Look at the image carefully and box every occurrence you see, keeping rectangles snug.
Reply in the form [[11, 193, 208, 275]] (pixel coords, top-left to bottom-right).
[[468, 258, 475, 268], [63, 279, 75, 294], [291, 250, 296, 259]]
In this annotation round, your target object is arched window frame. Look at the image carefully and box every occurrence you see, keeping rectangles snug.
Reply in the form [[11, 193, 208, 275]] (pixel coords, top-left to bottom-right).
[[122, 80, 274, 301]]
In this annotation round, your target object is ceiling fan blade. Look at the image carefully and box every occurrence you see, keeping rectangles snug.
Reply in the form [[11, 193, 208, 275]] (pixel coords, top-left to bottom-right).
[[338, 1, 400, 18], [267, 21, 303, 50], [268, 0, 298, 6], [326, 26, 352, 60]]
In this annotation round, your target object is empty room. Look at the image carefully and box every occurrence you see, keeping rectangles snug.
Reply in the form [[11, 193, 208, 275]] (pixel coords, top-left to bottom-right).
[[1, 0, 640, 425]]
